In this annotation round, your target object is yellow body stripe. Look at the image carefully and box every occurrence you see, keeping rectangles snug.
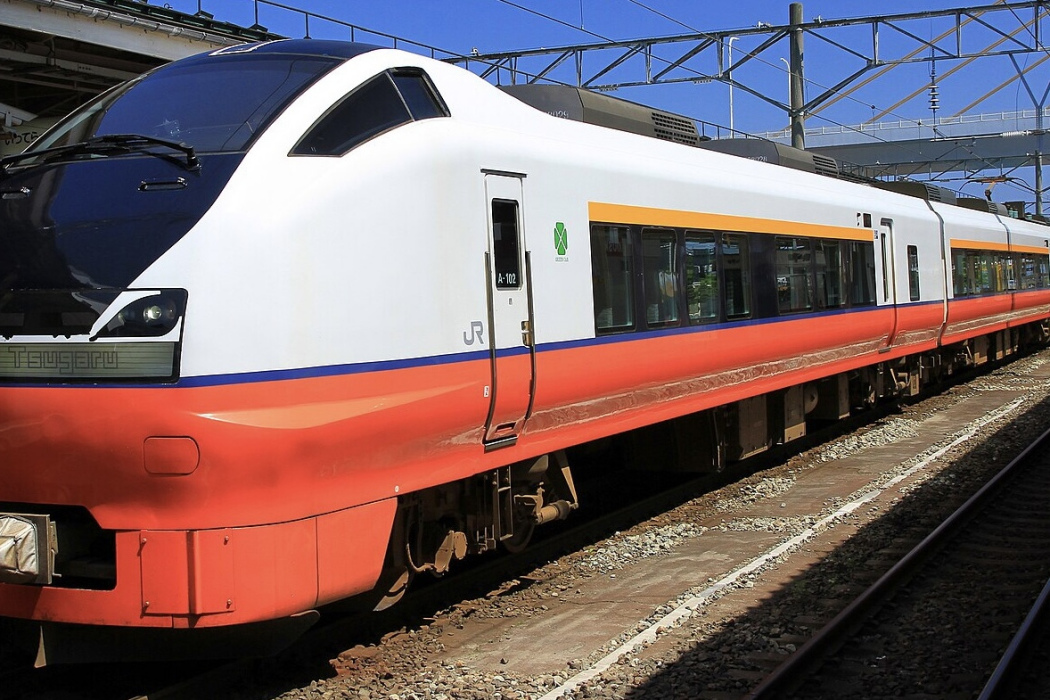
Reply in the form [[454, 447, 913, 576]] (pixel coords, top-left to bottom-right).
[[588, 202, 873, 242], [950, 238, 1050, 256]]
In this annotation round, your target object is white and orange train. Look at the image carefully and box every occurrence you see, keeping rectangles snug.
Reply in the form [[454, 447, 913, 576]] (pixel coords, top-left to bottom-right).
[[0, 39, 1047, 662]]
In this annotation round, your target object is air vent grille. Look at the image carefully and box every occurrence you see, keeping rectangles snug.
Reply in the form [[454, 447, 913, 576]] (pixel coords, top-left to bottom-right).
[[925, 184, 947, 202], [957, 197, 1008, 214], [811, 153, 839, 178], [651, 112, 700, 147]]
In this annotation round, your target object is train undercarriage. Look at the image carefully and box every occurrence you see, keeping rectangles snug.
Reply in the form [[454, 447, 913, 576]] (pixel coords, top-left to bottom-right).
[[374, 320, 1050, 608], [368, 451, 580, 611]]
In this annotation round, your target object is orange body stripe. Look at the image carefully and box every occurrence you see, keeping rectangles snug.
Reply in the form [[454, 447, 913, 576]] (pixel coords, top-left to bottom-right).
[[589, 202, 872, 241], [951, 238, 1050, 256]]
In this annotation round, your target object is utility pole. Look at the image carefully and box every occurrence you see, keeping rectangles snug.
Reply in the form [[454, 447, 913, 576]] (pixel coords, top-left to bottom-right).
[[728, 36, 737, 134], [1009, 54, 1046, 216], [789, 2, 805, 149]]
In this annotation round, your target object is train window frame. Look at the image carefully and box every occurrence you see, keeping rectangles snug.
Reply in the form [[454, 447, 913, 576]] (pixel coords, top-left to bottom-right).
[[640, 227, 681, 329], [391, 69, 450, 120], [591, 224, 635, 334], [977, 252, 995, 293], [949, 247, 1035, 296], [685, 231, 719, 324], [721, 232, 752, 320], [1018, 252, 1050, 290], [969, 250, 982, 294], [1018, 254, 1035, 290], [775, 235, 814, 314], [907, 245, 920, 301], [951, 249, 973, 296], [992, 252, 1007, 292], [291, 68, 448, 157], [815, 239, 845, 309], [848, 240, 877, 307], [1005, 254, 1017, 291]]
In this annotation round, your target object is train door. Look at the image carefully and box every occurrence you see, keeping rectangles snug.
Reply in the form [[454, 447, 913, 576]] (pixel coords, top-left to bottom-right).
[[482, 172, 535, 449], [879, 217, 901, 348]]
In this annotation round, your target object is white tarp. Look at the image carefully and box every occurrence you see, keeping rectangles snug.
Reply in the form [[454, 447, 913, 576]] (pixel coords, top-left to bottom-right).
[[0, 515, 39, 583]]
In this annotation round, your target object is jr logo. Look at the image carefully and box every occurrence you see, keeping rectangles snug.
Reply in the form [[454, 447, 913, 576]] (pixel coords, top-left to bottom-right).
[[463, 320, 485, 346]]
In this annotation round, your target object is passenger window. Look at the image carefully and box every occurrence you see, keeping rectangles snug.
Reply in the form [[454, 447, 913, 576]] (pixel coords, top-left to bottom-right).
[[591, 225, 634, 333], [1018, 254, 1048, 290], [492, 200, 521, 289], [991, 254, 1005, 293], [685, 232, 718, 323], [952, 251, 972, 296], [907, 245, 920, 301], [977, 253, 994, 293], [776, 236, 813, 313], [969, 251, 986, 294], [293, 68, 447, 156], [722, 233, 751, 319], [1018, 255, 1033, 290], [848, 241, 877, 306], [816, 240, 844, 308], [993, 253, 1009, 292], [641, 228, 679, 327]]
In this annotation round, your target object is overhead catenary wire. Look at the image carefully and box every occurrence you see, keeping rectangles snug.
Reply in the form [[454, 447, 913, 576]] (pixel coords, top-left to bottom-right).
[[233, 0, 1047, 201], [490, 0, 908, 144], [489, 0, 976, 165]]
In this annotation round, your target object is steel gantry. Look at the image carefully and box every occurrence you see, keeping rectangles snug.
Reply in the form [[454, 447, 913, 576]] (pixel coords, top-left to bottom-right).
[[449, 2, 1050, 138], [449, 1, 1050, 212]]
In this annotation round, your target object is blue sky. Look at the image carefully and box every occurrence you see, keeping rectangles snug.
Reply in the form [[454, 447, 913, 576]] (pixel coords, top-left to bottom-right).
[[160, 1, 1040, 132], [157, 1, 1048, 202]]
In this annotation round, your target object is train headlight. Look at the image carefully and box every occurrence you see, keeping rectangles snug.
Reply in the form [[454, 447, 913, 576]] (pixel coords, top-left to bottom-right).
[[143, 305, 163, 323], [97, 290, 187, 338]]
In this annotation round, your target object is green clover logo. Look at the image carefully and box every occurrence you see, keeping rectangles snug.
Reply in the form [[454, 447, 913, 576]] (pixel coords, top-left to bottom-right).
[[554, 222, 569, 256]]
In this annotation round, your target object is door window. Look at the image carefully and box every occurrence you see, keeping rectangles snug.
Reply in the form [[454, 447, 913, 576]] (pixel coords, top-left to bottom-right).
[[492, 200, 521, 289]]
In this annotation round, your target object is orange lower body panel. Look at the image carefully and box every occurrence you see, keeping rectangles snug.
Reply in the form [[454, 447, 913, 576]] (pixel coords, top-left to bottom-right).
[[943, 290, 1050, 345], [0, 498, 395, 627]]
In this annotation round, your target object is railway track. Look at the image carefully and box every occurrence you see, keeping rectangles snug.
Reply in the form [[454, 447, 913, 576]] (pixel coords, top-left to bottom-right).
[[747, 423, 1050, 699], [979, 572, 1050, 699]]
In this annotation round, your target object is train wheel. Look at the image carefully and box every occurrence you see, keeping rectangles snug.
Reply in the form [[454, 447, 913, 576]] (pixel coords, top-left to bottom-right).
[[501, 504, 536, 553], [851, 368, 878, 410], [502, 451, 578, 553]]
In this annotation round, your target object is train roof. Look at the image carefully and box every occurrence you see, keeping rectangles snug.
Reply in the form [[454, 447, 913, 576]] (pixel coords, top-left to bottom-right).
[[499, 82, 1046, 226], [202, 39, 378, 61]]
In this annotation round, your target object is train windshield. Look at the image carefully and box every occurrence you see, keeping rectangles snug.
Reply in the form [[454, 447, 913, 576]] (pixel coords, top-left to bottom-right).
[[27, 53, 344, 156]]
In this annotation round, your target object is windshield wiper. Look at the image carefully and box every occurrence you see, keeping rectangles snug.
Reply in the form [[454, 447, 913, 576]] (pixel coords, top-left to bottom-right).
[[0, 134, 201, 176]]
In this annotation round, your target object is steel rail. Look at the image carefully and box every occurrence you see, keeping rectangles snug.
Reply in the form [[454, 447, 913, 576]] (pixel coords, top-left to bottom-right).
[[744, 422, 1050, 700], [977, 572, 1050, 699]]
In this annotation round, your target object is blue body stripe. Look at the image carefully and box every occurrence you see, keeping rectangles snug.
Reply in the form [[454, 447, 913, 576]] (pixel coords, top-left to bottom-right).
[[0, 299, 954, 388]]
